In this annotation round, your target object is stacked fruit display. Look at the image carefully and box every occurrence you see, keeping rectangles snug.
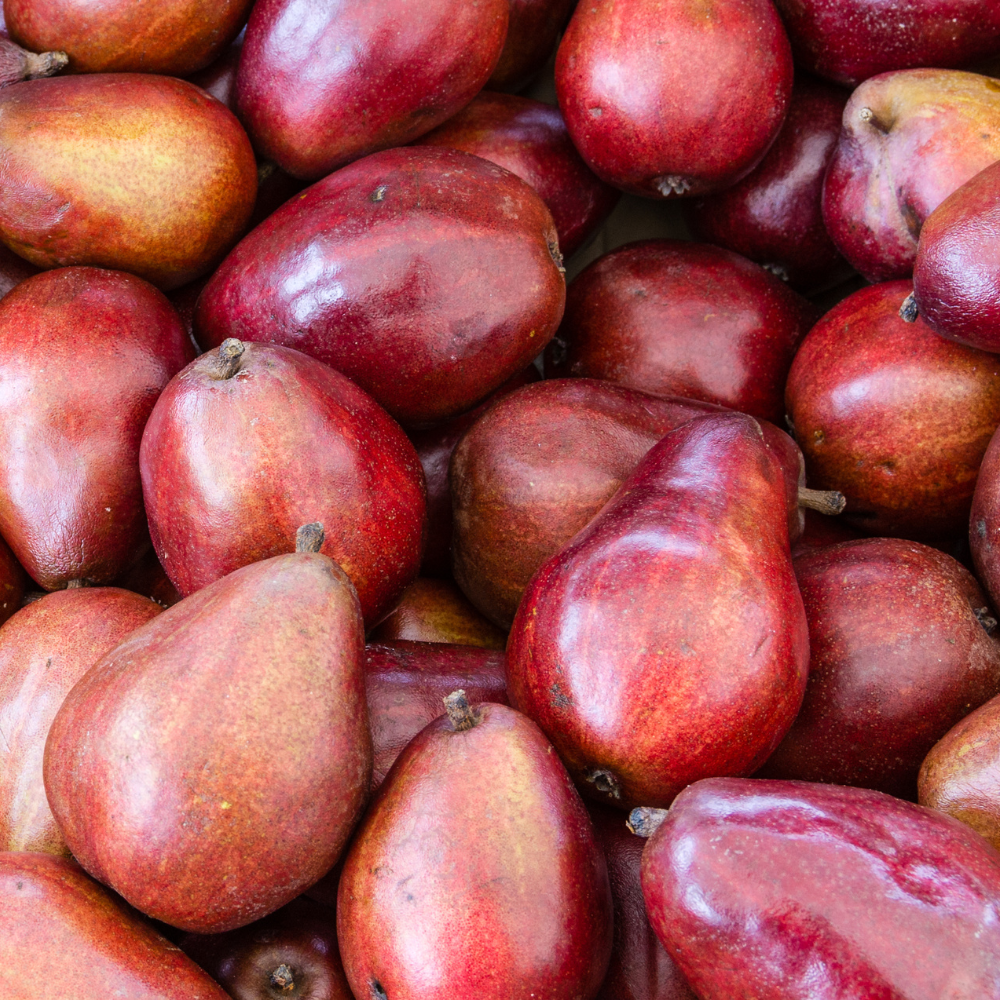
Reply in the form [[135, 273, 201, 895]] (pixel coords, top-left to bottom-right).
[[5, 0, 1000, 997]]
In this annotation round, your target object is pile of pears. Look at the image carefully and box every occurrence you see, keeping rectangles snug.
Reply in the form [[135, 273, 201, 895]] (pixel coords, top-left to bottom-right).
[[6, 0, 1000, 998]]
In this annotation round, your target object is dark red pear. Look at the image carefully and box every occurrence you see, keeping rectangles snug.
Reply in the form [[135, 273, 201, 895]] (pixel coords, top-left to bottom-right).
[[488, 0, 575, 91], [0, 852, 228, 999], [684, 81, 851, 293], [417, 92, 619, 258], [43, 529, 372, 934], [113, 548, 182, 609], [772, 0, 1000, 87], [0, 74, 257, 290], [0, 587, 161, 855], [0, 267, 194, 589], [589, 806, 697, 1000], [5, 0, 252, 74], [369, 578, 507, 650], [181, 896, 352, 1000], [787, 280, 1000, 540], [822, 69, 1000, 283], [506, 412, 809, 810], [546, 239, 817, 423], [140, 340, 426, 627], [970, 424, 1000, 608], [637, 778, 1000, 999], [338, 695, 613, 1000], [236, 0, 508, 180], [758, 538, 1000, 799], [910, 159, 1000, 353], [195, 147, 565, 427], [187, 31, 242, 112], [555, 0, 793, 198], [791, 508, 864, 558]]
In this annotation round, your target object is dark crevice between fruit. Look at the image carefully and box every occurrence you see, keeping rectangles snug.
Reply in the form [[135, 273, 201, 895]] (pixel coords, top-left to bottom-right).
[[899, 293, 919, 323], [370, 979, 388, 1000], [65, 578, 91, 589], [627, 806, 668, 838], [270, 964, 295, 993], [295, 522, 325, 554], [444, 689, 480, 731], [798, 487, 847, 516], [586, 768, 622, 800], [976, 607, 998, 635], [211, 338, 245, 380]]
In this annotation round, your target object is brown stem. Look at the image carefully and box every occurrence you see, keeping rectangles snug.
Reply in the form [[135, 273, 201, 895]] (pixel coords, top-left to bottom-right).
[[627, 807, 669, 838], [586, 768, 622, 800], [22, 49, 69, 79], [444, 689, 480, 731], [210, 338, 245, 380], [0, 37, 68, 87], [899, 292, 919, 323], [295, 522, 325, 554], [858, 106, 891, 134], [270, 964, 295, 993], [798, 487, 847, 516], [65, 579, 90, 589]]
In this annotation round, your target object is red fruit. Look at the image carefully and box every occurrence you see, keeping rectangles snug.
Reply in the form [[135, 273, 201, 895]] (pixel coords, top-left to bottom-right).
[[790, 508, 863, 558], [0, 267, 194, 589], [236, 0, 508, 180], [488, 0, 575, 91], [787, 280, 1000, 540], [418, 92, 619, 258], [0, 852, 228, 999], [555, 0, 793, 197], [506, 412, 809, 809], [140, 341, 426, 627], [0, 536, 24, 625], [338, 698, 613, 1000], [684, 81, 852, 293], [971, 425, 1000, 608], [195, 147, 565, 427], [546, 239, 817, 423]]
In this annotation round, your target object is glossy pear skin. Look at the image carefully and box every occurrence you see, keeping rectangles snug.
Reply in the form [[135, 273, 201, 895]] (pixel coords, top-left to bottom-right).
[[338, 703, 613, 1000], [759, 539, 1000, 799], [364, 640, 508, 790], [555, 0, 793, 197], [506, 413, 809, 809], [823, 70, 1000, 284], [640, 778, 1000, 999], [417, 92, 619, 258], [0, 588, 161, 855], [772, 0, 1000, 87], [787, 281, 1000, 540], [0, 74, 256, 290], [140, 343, 426, 627], [546, 239, 817, 423], [195, 147, 565, 426], [684, 81, 851, 292], [181, 897, 352, 1000], [1, 853, 229, 999], [236, 0, 508, 180], [43, 552, 372, 934], [0, 267, 194, 589], [912, 159, 1000, 352], [5, 0, 252, 74]]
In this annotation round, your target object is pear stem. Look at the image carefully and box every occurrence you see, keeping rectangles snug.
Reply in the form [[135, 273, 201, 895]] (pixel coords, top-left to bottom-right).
[[211, 338, 245, 380], [295, 523, 325, 553], [444, 689, 479, 731], [798, 487, 846, 516], [628, 807, 669, 838], [586, 768, 623, 800], [899, 293, 919, 323], [270, 964, 295, 993], [65, 579, 89, 589], [22, 49, 69, 79], [858, 106, 891, 134]]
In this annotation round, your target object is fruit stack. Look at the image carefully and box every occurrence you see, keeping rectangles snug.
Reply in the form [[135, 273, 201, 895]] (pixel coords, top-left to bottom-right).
[[4, 0, 1000, 997]]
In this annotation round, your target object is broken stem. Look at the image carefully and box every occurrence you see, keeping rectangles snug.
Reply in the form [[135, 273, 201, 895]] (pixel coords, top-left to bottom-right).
[[627, 807, 669, 838], [798, 487, 847, 516]]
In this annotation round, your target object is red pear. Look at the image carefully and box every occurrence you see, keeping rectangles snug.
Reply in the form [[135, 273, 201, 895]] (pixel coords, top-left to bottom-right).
[[488, 0, 575, 91], [338, 696, 613, 1000], [759, 538, 1000, 799], [0, 267, 194, 589], [43, 531, 372, 933], [0, 587, 161, 855], [181, 896, 352, 1000], [0, 74, 257, 290], [791, 508, 864, 558], [506, 412, 809, 809], [637, 778, 1000, 999], [0, 852, 228, 999], [786, 280, 1000, 540], [417, 92, 619, 258], [546, 239, 817, 423], [970, 424, 1000, 607], [684, 81, 851, 292], [140, 341, 426, 627], [555, 0, 793, 197], [822, 69, 1000, 283], [195, 147, 566, 426], [236, 0, 508, 180]]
